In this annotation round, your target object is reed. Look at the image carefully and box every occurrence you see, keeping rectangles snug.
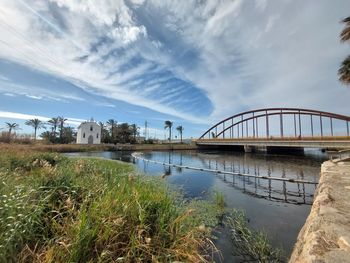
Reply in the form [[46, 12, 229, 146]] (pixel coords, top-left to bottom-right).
[[0, 149, 221, 262], [226, 209, 285, 262]]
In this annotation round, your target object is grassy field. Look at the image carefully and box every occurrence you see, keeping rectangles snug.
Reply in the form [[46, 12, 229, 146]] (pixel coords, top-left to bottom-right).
[[0, 147, 222, 262]]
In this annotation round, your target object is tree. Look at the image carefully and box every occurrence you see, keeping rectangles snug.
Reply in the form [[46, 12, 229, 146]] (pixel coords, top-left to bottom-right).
[[5, 122, 20, 137], [339, 17, 350, 85], [40, 131, 52, 142], [47, 117, 60, 143], [164, 120, 173, 141], [107, 119, 117, 142], [25, 119, 45, 140], [130, 124, 139, 142], [58, 116, 67, 142], [176, 125, 184, 143], [339, 56, 350, 84], [60, 126, 76, 144], [98, 121, 107, 142]]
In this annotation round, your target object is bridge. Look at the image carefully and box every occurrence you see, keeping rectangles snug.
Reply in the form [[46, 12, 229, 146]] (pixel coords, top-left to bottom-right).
[[196, 108, 350, 152]]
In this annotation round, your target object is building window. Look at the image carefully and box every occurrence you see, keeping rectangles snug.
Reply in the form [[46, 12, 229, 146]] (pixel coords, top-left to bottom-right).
[[90, 125, 93, 131], [97, 133, 99, 138], [83, 133, 85, 138]]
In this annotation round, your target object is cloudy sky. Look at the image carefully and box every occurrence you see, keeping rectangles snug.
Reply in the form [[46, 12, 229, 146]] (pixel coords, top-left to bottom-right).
[[0, 0, 349, 138]]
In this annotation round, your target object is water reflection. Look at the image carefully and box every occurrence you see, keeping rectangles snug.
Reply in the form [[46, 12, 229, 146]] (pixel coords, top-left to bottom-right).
[[136, 151, 320, 205]]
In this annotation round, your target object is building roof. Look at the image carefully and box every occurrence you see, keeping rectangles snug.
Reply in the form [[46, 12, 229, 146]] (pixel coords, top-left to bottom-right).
[[77, 121, 100, 129]]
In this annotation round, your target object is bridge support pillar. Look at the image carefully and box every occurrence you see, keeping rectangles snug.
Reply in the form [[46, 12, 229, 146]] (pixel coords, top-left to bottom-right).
[[244, 145, 255, 153]]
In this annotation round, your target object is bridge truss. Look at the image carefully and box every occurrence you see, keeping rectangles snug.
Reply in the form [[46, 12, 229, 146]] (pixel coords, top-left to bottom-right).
[[199, 108, 350, 140]]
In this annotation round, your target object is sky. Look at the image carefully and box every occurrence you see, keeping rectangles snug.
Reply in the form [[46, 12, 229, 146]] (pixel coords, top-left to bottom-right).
[[0, 0, 349, 139]]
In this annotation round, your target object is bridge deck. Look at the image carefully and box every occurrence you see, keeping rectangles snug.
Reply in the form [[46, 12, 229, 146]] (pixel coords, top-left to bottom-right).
[[196, 136, 350, 149]]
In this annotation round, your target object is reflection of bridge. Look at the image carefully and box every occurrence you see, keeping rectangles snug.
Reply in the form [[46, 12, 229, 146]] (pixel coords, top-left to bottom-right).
[[197, 108, 350, 151], [132, 151, 318, 205]]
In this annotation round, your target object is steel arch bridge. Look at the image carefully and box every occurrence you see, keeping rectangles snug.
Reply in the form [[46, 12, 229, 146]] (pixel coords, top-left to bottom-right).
[[197, 108, 350, 150]]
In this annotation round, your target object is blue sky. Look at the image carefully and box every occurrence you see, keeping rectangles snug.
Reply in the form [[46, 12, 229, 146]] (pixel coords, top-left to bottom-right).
[[0, 0, 350, 139]]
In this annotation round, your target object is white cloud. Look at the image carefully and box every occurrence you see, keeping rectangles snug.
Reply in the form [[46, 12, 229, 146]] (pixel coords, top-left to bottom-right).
[[25, 95, 43, 100], [0, 111, 85, 126], [3, 93, 15, 97], [0, 0, 349, 127]]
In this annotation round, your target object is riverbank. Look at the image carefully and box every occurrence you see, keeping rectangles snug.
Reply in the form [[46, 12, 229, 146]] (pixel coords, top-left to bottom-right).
[[0, 142, 198, 152], [289, 158, 350, 262], [0, 148, 221, 262]]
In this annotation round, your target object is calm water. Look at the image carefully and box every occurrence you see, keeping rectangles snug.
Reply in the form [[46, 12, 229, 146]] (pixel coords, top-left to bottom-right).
[[66, 149, 327, 262]]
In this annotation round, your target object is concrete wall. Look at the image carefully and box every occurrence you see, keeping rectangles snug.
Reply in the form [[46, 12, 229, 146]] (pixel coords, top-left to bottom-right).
[[76, 122, 101, 144], [289, 159, 350, 262]]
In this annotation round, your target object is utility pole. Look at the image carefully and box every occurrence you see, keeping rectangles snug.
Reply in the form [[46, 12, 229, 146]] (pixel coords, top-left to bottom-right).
[[144, 121, 148, 140]]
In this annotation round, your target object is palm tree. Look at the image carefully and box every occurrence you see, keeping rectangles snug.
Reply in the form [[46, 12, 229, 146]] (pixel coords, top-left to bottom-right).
[[40, 131, 51, 141], [107, 119, 117, 142], [5, 122, 20, 137], [98, 121, 105, 142], [164, 120, 173, 141], [339, 55, 350, 84], [25, 119, 45, 140], [58, 116, 67, 142], [60, 126, 75, 144], [340, 17, 350, 42], [176, 125, 184, 143], [130, 124, 139, 142], [48, 117, 59, 134], [339, 17, 350, 85]]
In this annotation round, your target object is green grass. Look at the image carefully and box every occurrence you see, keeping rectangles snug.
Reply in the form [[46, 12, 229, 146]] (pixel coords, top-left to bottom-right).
[[0, 148, 221, 263], [226, 209, 285, 263]]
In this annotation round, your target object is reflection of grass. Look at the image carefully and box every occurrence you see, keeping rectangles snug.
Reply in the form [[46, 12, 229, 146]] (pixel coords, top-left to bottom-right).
[[226, 210, 285, 262], [0, 148, 221, 262], [214, 190, 225, 210]]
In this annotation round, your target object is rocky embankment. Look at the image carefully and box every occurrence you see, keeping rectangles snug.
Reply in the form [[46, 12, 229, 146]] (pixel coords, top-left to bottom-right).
[[289, 159, 350, 262]]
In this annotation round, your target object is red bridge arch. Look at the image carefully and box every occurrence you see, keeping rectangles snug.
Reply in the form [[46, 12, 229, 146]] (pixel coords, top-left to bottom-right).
[[199, 108, 350, 140]]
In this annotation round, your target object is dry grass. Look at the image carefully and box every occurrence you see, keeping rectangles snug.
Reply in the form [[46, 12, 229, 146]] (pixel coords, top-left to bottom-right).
[[0, 143, 113, 153]]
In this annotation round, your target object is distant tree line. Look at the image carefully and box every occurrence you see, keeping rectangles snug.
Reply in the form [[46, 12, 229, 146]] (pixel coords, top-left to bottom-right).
[[99, 119, 139, 144], [1, 117, 76, 144], [1, 117, 141, 144], [1, 118, 184, 144]]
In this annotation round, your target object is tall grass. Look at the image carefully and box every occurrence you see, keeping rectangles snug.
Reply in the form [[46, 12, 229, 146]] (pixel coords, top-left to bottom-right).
[[0, 148, 221, 262], [226, 209, 285, 262]]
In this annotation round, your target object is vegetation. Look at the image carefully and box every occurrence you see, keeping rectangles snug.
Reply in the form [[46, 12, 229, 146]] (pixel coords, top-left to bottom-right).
[[58, 116, 67, 142], [176, 125, 184, 143], [101, 121, 140, 144], [25, 118, 45, 140], [1, 117, 185, 145], [0, 148, 221, 262], [164, 120, 173, 141], [226, 210, 284, 262], [4, 122, 20, 139], [339, 16, 350, 85], [106, 119, 117, 143], [48, 117, 60, 140]]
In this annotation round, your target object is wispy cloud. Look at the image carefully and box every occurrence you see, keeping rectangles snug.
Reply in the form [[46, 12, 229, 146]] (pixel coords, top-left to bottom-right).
[[0, 111, 85, 126], [0, 0, 349, 128]]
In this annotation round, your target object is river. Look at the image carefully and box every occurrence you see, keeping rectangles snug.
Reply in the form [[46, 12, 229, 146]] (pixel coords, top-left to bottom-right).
[[66, 149, 327, 262]]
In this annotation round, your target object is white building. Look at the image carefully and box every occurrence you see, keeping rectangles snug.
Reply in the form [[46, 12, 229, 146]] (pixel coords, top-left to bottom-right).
[[76, 121, 101, 144]]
